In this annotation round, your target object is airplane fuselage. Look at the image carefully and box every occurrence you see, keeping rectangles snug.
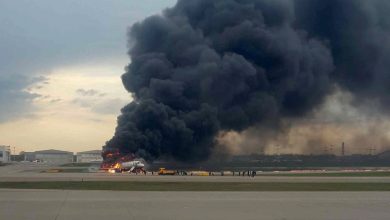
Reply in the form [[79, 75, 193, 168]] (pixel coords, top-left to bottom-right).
[[110, 160, 146, 174]]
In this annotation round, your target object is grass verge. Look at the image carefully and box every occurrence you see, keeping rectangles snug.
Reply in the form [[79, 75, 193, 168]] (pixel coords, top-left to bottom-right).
[[0, 181, 389, 191], [260, 172, 390, 177], [60, 163, 101, 167]]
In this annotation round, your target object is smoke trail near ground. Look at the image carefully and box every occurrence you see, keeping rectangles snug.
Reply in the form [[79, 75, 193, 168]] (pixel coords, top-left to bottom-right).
[[103, 0, 390, 162], [219, 89, 390, 156]]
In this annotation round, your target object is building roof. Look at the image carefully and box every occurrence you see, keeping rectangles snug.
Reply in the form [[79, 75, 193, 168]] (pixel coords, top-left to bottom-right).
[[0, 146, 10, 151], [77, 150, 102, 155], [34, 149, 73, 155]]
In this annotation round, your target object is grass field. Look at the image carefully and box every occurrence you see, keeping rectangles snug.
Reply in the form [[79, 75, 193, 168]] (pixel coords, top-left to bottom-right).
[[60, 163, 100, 167], [0, 181, 389, 191], [40, 168, 89, 173], [260, 172, 390, 177]]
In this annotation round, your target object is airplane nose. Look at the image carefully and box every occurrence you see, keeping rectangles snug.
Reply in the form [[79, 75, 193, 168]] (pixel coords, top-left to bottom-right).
[[139, 163, 145, 167]]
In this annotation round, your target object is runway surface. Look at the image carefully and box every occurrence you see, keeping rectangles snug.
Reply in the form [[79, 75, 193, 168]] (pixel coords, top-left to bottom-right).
[[2, 163, 390, 219], [1, 189, 389, 220], [2, 163, 390, 183]]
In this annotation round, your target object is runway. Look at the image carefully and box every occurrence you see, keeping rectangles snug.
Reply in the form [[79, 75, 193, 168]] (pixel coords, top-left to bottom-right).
[[4, 173, 390, 183], [1, 189, 389, 220], [2, 163, 390, 183], [2, 163, 390, 219]]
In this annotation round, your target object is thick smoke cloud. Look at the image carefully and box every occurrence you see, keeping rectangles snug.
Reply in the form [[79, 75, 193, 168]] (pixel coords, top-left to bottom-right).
[[104, 0, 390, 162], [295, 0, 390, 108]]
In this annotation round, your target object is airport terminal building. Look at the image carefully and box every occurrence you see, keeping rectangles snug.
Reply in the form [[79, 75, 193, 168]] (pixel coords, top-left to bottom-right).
[[76, 150, 102, 163], [0, 145, 11, 163], [34, 149, 74, 164]]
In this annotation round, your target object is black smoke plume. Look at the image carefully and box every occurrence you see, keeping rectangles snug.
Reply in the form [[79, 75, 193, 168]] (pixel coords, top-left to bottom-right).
[[103, 0, 390, 162]]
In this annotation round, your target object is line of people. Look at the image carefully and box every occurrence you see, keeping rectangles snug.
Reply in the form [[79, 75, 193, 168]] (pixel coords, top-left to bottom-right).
[[233, 170, 257, 177]]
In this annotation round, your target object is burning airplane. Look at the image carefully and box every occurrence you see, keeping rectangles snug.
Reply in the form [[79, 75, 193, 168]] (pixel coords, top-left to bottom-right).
[[100, 150, 146, 174], [107, 160, 146, 174]]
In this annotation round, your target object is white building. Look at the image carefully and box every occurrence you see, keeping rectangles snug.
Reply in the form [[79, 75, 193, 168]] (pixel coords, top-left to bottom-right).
[[0, 146, 11, 163], [34, 149, 73, 164], [76, 150, 102, 163], [20, 152, 36, 162]]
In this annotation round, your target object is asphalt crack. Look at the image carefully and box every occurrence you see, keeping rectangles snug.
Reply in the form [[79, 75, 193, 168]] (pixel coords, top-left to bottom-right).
[[54, 190, 69, 220]]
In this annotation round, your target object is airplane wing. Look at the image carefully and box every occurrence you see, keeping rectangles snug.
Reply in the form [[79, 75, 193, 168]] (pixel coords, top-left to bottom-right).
[[130, 166, 135, 172]]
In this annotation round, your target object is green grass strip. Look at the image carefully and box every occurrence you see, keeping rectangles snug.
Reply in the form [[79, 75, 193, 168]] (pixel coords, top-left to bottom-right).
[[0, 181, 389, 191], [259, 172, 390, 177]]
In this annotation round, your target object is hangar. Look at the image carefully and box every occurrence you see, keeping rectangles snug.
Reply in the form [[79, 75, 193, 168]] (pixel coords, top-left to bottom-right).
[[34, 149, 73, 164], [76, 150, 102, 163]]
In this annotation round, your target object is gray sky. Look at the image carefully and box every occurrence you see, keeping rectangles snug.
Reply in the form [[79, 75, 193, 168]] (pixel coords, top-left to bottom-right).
[[0, 0, 176, 152]]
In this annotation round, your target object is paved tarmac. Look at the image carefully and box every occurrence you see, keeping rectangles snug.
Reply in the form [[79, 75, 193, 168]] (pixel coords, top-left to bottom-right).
[[1, 189, 389, 220], [4, 173, 390, 183], [2, 163, 390, 183]]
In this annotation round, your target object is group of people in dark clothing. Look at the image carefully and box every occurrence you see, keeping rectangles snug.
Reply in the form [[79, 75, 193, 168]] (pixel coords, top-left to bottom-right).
[[234, 171, 257, 177]]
